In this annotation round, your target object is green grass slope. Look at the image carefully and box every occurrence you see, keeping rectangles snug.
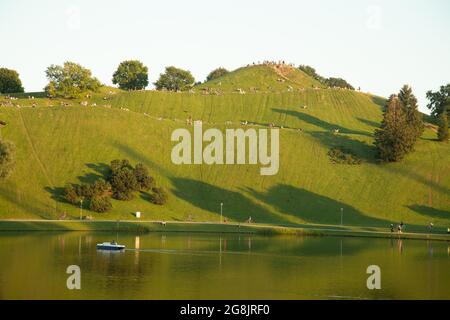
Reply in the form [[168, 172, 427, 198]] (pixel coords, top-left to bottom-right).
[[0, 65, 449, 229]]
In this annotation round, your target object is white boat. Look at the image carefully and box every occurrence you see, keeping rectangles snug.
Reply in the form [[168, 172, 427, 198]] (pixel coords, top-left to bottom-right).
[[96, 241, 125, 251]]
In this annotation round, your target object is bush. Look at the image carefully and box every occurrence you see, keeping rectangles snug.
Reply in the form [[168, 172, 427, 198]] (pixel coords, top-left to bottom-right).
[[328, 147, 362, 165], [89, 196, 112, 213], [0, 140, 16, 180], [64, 185, 81, 205], [150, 187, 168, 205], [0, 68, 24, 94], [134, 163, 154, 191]]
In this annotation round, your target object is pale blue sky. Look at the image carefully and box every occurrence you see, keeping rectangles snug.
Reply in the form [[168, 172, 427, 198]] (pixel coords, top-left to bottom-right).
[[1, 0, 449, 112]]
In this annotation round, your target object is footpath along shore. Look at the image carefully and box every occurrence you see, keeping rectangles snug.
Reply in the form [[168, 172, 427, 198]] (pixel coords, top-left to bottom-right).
[[0, 220, 449, 241]]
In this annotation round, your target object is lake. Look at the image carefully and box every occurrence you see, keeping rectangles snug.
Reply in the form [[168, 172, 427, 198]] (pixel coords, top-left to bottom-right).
[[0, 232, 449, 299]]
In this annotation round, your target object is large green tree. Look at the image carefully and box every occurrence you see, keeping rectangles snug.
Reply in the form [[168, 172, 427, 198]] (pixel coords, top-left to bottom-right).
[[437, 108, 449, 142], [426, 84, 450, 117], [112, 60, 149, 90], [374, 95, 411, 162], [398, 85, 424, 150], [45, 62, 101, 98], [0, 68, 24, 94], [206, 67, 229, 82], [154, 66, 195, 91]]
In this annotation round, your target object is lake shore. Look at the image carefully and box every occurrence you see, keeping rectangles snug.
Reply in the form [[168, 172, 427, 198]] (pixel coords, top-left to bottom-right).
[[0, 220, 449, 241]]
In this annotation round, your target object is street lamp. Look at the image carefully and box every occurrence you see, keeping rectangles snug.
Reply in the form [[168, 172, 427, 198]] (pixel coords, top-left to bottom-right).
[[220, 202, 223, 223], [340, 207, 344, 226], [80, 199, 83, 220]]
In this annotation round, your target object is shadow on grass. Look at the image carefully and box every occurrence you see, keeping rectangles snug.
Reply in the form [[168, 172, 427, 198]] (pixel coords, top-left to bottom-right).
[[310, 131, 377, 163], [272, 108, 373, 137], [170, 177, 285, 224], [357, 117, 380, 129], [0, 185, 53, 219], [408, 205, 449, 220], [246, 184, 391, 227]]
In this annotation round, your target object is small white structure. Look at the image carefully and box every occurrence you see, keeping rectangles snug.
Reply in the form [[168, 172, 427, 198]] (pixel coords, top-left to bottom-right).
[[135, 211, 141, 219]]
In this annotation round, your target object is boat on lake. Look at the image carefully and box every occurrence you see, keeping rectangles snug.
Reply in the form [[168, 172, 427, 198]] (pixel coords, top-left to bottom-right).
[[96, 241, 125, 251]]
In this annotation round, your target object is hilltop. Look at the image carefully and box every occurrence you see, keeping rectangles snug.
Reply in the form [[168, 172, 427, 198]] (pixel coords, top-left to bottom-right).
[[0, 65, 448, 229], [195, 63, 326, 93]]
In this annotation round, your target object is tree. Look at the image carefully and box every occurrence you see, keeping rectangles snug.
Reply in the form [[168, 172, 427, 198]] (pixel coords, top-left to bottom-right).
[[374, 95, 411, 162], [298, 65, 354, 89], [154, 66, 195, 91], [0, 140, 16, 180], [44, 62, 101, 98], [426, 84, 450, 118], [298, 65, 325, 83], [112, 60, 149, 90], [89, 196, 112, 213], [134, 163, 154, 191], [398, 85, 424, 149], [150, 187, 168, 205], [206, 67, 229, 82], [64, 185, 81, 205], [437, 109, 449, 142], [0, 68, 24, 94], [325, 77, 354, 90]]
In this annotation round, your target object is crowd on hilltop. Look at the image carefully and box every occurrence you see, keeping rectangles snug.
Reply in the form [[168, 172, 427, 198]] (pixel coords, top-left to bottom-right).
[[246, 60, 296, 68]]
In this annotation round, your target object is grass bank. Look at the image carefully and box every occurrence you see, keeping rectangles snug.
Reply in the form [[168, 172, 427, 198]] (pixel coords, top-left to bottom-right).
[[0, 220, 449, 241]]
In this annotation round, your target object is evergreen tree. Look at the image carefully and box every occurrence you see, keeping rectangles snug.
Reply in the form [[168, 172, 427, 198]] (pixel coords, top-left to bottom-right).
[[437, 109, 449, 142], [398, 85, 424, 150], [374, 95, 411, 162]]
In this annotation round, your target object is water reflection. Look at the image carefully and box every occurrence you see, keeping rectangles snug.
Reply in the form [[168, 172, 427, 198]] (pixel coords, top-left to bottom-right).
[[0, 232, 449, 299]]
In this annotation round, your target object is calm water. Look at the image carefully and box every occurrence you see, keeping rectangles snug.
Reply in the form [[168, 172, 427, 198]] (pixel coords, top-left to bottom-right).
[[0, 232, 449, 300]]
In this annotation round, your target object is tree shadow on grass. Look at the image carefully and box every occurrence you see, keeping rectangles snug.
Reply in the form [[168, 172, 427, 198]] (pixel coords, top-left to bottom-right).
[[170, 177, 286, 224], [0, 185, 53, 219], [357, 117, 380, 129], [407, 205, 449, 220], [310, 131, 377, 163], [272, 108, 373, 137], [45, 186, 67, 204], [246, 184, 391, 227]]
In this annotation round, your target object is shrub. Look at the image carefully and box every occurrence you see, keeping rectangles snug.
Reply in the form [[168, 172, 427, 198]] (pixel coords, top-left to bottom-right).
[[0, 140, 16, 180], [150, 187, 168, 205], [89, 196, 112, 213], [64, 185, 81, 205]]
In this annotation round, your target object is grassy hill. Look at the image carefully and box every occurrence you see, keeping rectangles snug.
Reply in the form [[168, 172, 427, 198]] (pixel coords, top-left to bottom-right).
[[195, 64, 326, 93], [0, 65, 449, 229]]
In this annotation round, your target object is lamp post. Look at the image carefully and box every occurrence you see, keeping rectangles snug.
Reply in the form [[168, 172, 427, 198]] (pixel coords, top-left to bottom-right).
[[340, 207, 344, 226], [80, 199, 83, 220], [220, 202, 223, 223]]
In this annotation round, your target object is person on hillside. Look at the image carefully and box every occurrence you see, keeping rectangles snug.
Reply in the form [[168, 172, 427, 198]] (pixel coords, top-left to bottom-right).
[[428, 222, 434, 232], [390, 224, 394, 233]]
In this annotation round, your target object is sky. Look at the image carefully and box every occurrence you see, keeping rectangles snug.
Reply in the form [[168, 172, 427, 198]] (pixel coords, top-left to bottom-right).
[[1, 0, 449, 113]]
